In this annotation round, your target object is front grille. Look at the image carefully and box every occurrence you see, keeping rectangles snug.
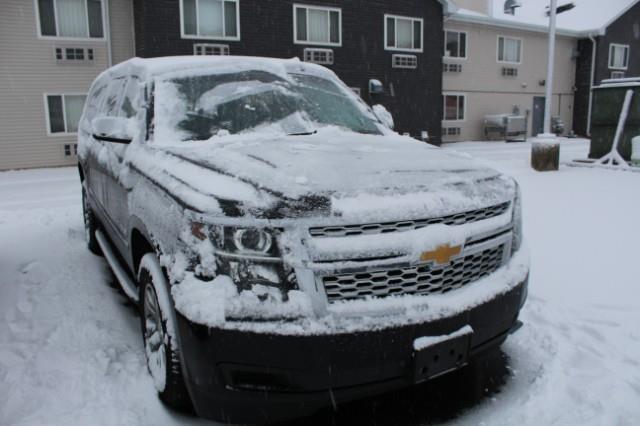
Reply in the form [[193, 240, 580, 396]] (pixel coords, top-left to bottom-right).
[[309, 202, 510, 238], [322, 244, 505, 303]]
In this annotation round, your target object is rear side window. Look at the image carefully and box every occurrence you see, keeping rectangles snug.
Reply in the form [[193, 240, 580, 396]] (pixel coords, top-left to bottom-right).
[[83, 78, 109, 123], [119, 77, 142, 118], [100, 78, 127, 116]]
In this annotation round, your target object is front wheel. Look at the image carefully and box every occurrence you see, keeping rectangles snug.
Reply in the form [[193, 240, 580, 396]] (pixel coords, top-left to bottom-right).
[[138, 253, 192, 411]]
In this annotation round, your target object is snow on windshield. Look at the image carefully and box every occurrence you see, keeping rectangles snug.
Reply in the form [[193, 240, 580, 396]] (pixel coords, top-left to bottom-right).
[[153, 70, 381, 144]]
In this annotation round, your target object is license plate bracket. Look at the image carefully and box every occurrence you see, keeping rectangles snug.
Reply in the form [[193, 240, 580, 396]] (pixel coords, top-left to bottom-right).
[[413, 326, 473, 383]]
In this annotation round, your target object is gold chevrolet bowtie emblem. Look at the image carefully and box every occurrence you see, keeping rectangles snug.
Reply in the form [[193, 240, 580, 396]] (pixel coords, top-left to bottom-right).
[[421, 244, 462, 265]]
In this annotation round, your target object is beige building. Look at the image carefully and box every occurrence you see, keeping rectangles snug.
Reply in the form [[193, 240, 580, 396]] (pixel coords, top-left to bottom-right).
[[0, 0, 134, 171], [443, 0, 580, 142]]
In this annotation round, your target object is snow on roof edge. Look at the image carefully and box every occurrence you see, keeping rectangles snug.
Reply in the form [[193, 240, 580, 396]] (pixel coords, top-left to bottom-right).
[[597, 0, 640, 35], [451, 0, 640, 37], [450, 10, 590, 37], [438, 0, 458, 15], [99, 55, 341, 82]]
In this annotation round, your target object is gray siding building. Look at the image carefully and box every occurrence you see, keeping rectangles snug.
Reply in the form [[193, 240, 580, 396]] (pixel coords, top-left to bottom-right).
[[0, 0, 134, 171]]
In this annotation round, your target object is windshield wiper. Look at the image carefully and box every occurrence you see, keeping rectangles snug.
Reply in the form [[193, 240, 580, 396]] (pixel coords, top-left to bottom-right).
[[287, 130, 318, 136]]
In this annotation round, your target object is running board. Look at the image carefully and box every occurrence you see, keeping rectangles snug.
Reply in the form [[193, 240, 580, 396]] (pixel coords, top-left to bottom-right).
[[95, 230, 140, 303]]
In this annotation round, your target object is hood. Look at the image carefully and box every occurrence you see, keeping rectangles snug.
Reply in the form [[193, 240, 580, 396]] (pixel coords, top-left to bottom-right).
[[133, 129, 514, 221]]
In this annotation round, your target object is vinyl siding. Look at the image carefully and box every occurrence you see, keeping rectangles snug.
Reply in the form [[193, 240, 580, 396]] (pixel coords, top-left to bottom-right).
[[442, 20, 577, 141], [0, 0, 134, 171]]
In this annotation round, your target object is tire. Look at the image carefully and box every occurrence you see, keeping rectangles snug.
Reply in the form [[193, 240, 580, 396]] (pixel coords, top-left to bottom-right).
[[138, 253, 192, 411], [82, 185, 102, 256]]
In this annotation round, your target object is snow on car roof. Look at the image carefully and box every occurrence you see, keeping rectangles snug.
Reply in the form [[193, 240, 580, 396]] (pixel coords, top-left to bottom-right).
[[453, 0, 639, 36], [100, 55, 340, 83]]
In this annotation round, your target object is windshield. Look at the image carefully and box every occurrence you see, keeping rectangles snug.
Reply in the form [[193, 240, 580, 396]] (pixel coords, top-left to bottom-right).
[[153, 70, 381, 142]]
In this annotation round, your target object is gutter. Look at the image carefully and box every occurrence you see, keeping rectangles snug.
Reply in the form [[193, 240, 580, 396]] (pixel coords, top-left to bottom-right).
[[586, 34, 597, 137]]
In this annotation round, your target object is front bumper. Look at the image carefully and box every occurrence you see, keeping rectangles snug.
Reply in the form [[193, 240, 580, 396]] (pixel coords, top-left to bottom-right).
[[176, 275, 528, 424]]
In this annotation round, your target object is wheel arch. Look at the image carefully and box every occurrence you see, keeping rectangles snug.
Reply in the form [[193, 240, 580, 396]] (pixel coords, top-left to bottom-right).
[[129, 218, 157, 276]]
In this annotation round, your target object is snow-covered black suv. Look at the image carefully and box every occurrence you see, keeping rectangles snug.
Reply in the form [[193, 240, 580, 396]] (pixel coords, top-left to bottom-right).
[[78, 56, 529, 423]]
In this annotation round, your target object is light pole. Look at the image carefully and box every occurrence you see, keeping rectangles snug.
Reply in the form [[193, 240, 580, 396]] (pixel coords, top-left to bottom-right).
[[531, 0, 568, 171], [541, 0, 558, 137]]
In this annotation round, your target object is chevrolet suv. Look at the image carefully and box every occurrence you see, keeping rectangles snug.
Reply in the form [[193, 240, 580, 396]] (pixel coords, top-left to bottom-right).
[[78, 56, 529, 423]]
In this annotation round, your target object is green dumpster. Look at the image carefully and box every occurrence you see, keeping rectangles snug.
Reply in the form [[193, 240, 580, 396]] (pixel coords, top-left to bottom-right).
[[590, 81, 640, 161]]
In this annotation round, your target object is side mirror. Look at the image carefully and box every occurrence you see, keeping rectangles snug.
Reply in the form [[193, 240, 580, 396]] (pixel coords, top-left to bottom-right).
[[372, 104, 394, 130], [91, 116, 133, 144]]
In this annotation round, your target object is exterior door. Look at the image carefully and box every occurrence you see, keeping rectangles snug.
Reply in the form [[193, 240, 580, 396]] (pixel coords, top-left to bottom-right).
[[532, 96, 545, 136]]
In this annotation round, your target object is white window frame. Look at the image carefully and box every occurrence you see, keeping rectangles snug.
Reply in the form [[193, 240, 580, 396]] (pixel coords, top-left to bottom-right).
[[384, 14, 423, 53], [611, 71, 626, 79], [193, 43, 230, 55], [392, 54, 418, 69], [179, 0, 241, 41], [34, 0, 107, 41], [609, 43, 630, 70], [293, 4, 342, 47], [497, 35, 523, 65], [442, 93, 466, 123], [303, 48, 334, 64], [54, 46, 95, 62], [443, 29, 467, 60], [44, 93, 87, 136]]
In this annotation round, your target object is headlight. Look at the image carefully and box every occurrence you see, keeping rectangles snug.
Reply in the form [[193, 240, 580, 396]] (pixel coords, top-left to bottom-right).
[[221, 226, 280, 258], [512, 182, 523, 254], [233, 228, 273, 254]]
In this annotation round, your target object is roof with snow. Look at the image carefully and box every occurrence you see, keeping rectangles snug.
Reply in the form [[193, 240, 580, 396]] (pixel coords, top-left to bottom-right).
[[102, 56, 338, 81], [452, 0, 639, 37]]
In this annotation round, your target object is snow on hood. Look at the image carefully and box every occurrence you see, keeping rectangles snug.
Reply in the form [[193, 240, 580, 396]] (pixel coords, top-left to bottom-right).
[[128, 127, 513, 221]]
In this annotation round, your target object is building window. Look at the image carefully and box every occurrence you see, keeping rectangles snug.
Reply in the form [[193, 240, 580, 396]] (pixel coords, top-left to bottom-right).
[[497, 36, 522, 64], [392, 54, 418, 69], [443, 94, 465, 121], [303, 48, 334, 64], [443, 63, 463, 73], [294, 4, 341, 46], [444, 30, 466, 59], [193, 43, 230, 55], [181, 0, 240, 40], [37, 0, 104, 39], [611, 71, 626, 79], [45, 94, 87, 134], [385, 15, 423, 52], [609, 44, 629, 69]]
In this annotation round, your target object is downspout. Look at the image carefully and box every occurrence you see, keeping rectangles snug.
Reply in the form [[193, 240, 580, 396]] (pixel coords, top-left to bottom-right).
[[105, 0, 113, 67], [586, 34, 597, 136]]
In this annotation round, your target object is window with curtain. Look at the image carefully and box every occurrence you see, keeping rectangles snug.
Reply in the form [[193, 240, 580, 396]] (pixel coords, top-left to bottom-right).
[[294, 5, 341, 45], [385, 15, 423, 52], [443, 94, 465, 121], [497, 36, 522, 63], [37, 0, 104, 38], [46, 95, 87, 134], [609, 44, 629, 69], [182, 0, 239, 39], [444, 30, 466, 59]]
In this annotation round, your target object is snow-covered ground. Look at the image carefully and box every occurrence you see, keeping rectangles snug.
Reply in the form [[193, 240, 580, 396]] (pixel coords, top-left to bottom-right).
[[1, 138, 639, 425]]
